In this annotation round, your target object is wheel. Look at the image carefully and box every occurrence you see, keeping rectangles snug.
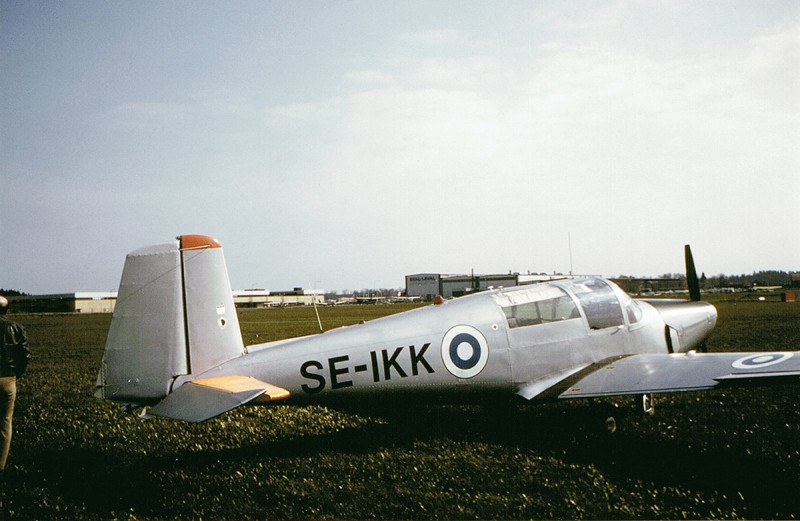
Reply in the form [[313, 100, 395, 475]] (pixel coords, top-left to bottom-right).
[[597, 403, 620, 434], [604, 414, 618, 434]]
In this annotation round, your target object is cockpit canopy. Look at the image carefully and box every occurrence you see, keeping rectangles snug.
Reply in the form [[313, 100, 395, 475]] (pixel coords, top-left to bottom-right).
[[495, 277, 643, 331]]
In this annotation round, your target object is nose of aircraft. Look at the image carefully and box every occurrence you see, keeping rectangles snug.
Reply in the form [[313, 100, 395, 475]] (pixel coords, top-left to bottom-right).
[[649, 300, 718, 352]]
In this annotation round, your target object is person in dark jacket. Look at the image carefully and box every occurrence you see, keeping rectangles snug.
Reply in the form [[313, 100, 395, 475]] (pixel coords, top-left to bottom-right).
[[0, 296, 30, 471]]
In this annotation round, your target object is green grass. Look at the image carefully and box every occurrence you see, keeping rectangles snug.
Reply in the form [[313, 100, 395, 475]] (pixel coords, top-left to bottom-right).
[[3, 300, 799, 520]]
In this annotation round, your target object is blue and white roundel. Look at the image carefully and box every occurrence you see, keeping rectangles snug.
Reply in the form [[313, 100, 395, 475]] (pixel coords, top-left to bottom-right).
[[441, 325, 489, 378], [732, 352, 793, 370]]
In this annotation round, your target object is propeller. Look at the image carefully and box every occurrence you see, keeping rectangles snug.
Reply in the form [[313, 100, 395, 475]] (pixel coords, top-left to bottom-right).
[[685, 244, 701, 302], [685, 244, 707, 352]]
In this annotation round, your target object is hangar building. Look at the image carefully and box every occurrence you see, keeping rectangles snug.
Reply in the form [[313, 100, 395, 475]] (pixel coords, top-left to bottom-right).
[[406, 273, 575, 300], [609, 278, 686, 295]]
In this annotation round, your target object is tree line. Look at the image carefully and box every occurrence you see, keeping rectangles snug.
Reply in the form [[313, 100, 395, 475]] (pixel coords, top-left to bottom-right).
[[617, 270, 794, 288], [0, 289, 29, 297]]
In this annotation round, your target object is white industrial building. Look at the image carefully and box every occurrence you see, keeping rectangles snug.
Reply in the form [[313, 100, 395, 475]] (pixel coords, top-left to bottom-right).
[[232, 289, 324, 308]]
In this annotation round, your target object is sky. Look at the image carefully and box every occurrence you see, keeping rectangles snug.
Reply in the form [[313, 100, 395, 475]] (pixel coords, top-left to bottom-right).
[[1, 0, 799, 294]]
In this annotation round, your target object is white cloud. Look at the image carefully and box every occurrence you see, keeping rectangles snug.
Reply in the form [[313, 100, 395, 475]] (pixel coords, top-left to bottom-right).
[[274, 6, 799, 281], [741, 21, 800, 109], [401, 55, 519, 92]]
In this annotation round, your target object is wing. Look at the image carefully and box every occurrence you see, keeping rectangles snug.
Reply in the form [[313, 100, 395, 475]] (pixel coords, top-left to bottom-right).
[[518, 351, 800, 401], [148, 376, 290, 422]]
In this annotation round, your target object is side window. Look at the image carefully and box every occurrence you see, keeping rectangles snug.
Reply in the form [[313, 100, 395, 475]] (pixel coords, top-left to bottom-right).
[[569, 278, 625, 330], [503, 288, 580, 329]]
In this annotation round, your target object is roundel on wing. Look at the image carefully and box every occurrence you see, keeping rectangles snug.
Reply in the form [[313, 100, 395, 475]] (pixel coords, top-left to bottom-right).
[[731, 352, 793, 370], [441, 325, 489, 378]]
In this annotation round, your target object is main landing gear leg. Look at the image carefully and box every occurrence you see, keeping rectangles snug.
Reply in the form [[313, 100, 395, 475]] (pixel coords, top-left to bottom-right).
[[640, 393, 655, 416]]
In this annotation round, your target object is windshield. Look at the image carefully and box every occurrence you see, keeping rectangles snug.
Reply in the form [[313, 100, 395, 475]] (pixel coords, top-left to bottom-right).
[[561, 278, 625, 330], [620, 291, 643, 324]]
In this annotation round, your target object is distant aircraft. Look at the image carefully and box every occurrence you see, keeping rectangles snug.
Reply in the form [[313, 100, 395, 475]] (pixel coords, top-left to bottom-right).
[[95, 235, 799, 430]]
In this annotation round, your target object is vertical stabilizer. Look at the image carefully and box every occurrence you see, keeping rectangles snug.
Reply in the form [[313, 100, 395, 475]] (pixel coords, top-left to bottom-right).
[[96, 235, 244, 403]]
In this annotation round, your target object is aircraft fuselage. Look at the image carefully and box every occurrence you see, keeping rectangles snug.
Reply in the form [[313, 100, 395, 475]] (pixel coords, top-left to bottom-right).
[[178, 277, 717, 404]]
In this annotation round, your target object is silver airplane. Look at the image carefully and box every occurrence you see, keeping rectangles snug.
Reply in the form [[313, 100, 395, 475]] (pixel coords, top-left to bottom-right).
[[95, 235, 800, 428]]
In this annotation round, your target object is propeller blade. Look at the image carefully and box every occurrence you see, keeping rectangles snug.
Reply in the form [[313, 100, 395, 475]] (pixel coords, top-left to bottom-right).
[[684, 244, 701, 302]]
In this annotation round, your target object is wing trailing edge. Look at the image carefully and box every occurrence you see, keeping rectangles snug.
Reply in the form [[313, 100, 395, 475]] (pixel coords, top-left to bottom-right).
[[148, 376, 290, 422]]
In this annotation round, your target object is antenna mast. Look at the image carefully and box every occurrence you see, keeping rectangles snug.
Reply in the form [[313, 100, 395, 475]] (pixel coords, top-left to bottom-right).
[[312, 289, 323, 332], [568, 232, 574, 276]]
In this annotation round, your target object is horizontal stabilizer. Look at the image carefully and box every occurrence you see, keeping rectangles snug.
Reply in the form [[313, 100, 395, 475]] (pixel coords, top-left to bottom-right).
[[191, 375, 291, 399], [148, 376, 289, 422], [551, 351, 800, 399]]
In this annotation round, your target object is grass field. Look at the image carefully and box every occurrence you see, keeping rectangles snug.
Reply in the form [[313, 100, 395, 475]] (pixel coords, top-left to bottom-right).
[[3, 298, 799, 520]]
